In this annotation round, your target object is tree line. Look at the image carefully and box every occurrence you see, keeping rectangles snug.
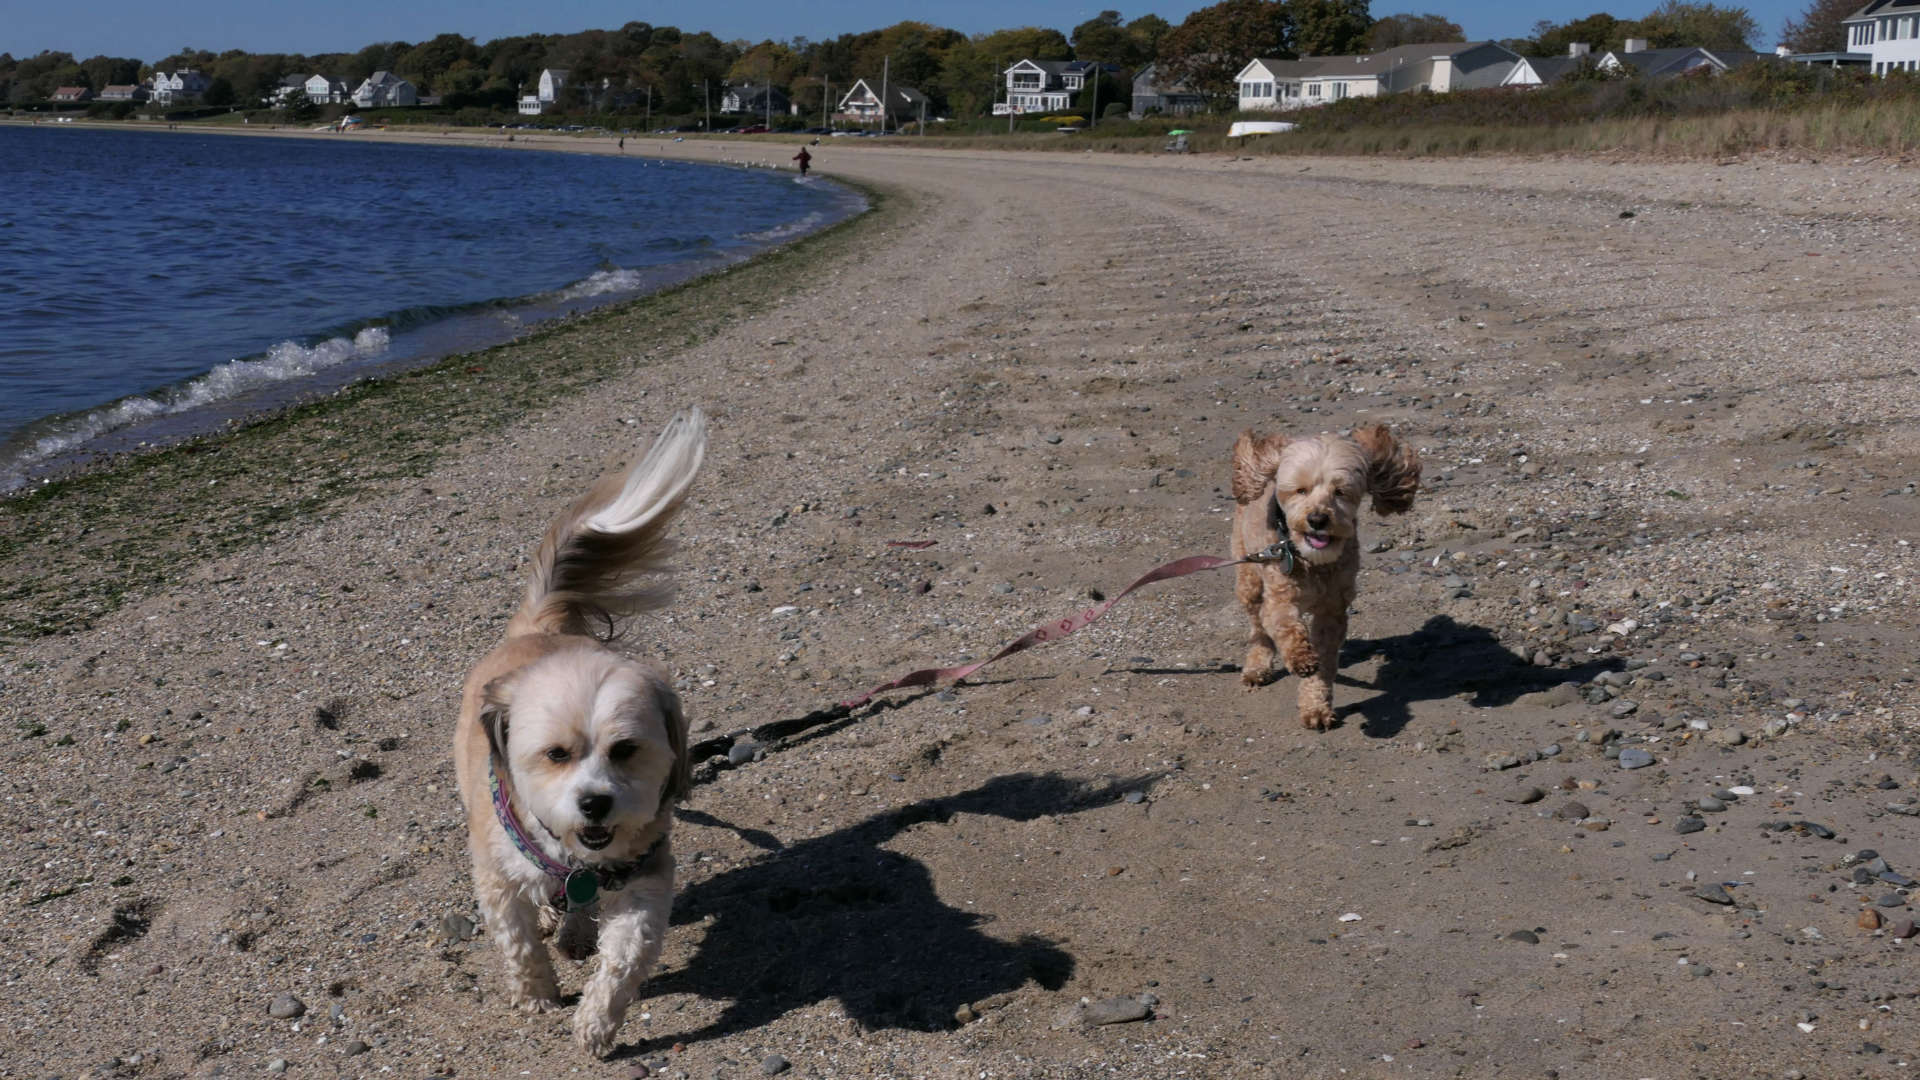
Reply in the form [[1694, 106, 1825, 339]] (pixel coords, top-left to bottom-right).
[[0, 0, 1858, 118]]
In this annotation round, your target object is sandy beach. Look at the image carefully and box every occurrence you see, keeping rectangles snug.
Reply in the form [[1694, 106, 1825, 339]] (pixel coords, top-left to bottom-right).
[[3, 130, 1919, 1079]]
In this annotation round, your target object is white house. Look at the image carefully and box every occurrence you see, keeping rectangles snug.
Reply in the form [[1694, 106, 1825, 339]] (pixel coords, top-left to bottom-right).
[[999, 59, 1109, 114], [1234, 58, 1319, 110], [518, 68, 569, 115], [835, 78, 928, 127], [303, 74, 348, 104], [352, 71, 417, 108], [98, 84, 149, 103], [148, 70, 210, 106], [1843, 0, 1920, 73], [1236, 42, 1521, 110]]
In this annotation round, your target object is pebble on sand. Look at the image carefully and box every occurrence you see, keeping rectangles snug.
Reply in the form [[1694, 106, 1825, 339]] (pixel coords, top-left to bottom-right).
[[268, 993, 306, 1020]]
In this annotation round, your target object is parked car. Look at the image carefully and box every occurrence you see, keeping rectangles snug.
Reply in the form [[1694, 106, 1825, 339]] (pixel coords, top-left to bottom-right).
[[738, 125, 769, 134]]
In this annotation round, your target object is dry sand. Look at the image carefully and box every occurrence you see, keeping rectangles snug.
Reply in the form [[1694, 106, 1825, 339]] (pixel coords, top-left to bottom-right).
[[3, 131, 1919, 1079]]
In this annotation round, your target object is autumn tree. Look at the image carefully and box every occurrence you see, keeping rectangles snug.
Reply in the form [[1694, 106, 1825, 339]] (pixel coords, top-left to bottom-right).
[[1291, 0, 1373, 56], [1158, 0, 1294, 106], [1368, 13, 1465, 50], [1781, 0, 1858, 53], [1631, 1, 1760, 50]]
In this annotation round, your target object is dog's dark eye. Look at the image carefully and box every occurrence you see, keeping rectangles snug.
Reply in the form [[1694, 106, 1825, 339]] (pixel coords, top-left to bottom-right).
[[544, 746, 571, 763], [1295, 487, 1310, 496], [608, 740, 637, 763]]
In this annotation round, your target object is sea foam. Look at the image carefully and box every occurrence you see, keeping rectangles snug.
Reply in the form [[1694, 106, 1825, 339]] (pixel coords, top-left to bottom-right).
[[2, 327, 390, 490]]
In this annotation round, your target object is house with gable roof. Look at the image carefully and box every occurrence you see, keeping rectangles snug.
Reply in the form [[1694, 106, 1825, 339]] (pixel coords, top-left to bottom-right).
[[304, 74, 348, 104], [721, 81, 791, 117], [999, 58, 1115, 114], [518, 68, 569, 115], [1501, 44, 1594, 88], [1841, 0, 1920, 73], [1236, 41, 1521, 110], [148, 70, 210, 106], [352, 71, 417, 107], [835, 78, 928, 127], [1594, 39, 1764, 77], [1131, 62, 1207, 116]]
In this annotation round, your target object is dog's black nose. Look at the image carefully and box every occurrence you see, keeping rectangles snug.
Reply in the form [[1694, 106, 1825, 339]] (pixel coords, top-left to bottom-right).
[[1306, 511, 1330, 530], [578, 792, 613, 821]]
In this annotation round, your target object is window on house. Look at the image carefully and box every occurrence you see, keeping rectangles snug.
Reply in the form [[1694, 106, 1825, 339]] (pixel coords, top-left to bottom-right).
[[1332, 82, 1348, 99], [1307, 83, 1321, 97]]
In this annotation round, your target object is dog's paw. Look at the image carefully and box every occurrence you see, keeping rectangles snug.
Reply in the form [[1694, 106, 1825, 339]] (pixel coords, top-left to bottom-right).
[[573, 1009, 620, 1058], [1300, 705, 1334, 731], [1279, 639, 1318, 677], [1240, 666, 1273, 688], [511, 991, 560, 1014]]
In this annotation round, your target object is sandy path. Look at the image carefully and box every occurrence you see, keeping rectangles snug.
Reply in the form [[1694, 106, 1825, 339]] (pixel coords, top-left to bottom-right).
[[3, 136, 1918, 1079]]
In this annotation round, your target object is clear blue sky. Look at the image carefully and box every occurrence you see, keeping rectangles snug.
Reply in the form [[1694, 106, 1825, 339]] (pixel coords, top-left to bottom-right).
[[5, 1, 1807, 62]]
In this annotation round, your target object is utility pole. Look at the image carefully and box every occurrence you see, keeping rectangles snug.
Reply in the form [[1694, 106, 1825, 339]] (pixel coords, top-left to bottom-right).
[[764, 55, 772, 131], [919, 94, 925, 135], [821, 76, 830, 128], [1089, 63, 1098, 128], [644, 84, 651, 130], [879, 55, 889, 134], [703, 78, 710, 132]]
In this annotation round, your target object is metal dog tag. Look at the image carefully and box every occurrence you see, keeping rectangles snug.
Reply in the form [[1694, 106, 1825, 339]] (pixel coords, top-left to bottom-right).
[[564, 869, 599, 909]]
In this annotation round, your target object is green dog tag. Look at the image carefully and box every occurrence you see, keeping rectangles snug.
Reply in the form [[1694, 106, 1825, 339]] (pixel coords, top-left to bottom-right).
[[564, 869, 599, 908]]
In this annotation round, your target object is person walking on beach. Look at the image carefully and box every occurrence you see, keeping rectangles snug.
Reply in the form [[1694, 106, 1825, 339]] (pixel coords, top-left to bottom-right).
[[618, 136, 625, 151], [791, 146, 811, 178]]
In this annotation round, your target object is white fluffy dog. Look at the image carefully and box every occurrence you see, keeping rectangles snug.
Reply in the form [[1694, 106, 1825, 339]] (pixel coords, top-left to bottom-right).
[[453, 408, 704, 1056]]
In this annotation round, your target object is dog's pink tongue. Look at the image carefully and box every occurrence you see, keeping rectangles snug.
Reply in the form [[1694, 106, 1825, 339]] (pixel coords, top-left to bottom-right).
[[1306, 534, 1330, 549]]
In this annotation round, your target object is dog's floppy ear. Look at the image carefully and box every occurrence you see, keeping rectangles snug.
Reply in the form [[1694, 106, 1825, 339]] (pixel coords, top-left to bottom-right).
[[1231, 430, 1287, 505], [478, 675, 516, 763], [1353, 424, 1421, 516], [654, 680, 691, 808]]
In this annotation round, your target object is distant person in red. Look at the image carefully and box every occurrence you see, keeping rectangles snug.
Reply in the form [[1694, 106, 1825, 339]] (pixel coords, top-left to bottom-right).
[[792, 146, 811, 177]]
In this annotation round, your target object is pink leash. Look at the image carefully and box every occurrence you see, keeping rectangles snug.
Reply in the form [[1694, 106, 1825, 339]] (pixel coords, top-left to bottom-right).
[[839, 544, 1293, 709]]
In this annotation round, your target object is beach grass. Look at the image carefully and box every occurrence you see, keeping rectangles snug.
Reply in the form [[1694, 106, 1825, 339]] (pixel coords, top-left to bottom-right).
[[0, 176, 896, 643]]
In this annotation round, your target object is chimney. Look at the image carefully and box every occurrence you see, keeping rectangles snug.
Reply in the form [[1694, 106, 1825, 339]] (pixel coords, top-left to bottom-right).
[[1568, 42, 1590, 57], [1624, 37, 1648, 53]]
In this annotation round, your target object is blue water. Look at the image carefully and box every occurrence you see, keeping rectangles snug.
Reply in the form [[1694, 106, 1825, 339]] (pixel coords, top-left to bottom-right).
[[0, 125, 861, 490]]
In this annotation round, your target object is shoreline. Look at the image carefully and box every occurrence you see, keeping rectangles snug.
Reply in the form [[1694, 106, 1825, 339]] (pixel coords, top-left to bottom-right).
[[0, 122, 866, 496], [0, 158, 898, 641]]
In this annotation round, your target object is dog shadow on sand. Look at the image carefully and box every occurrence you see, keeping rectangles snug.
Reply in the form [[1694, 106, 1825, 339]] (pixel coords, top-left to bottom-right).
[[1334, 614, 1616, 738], [625, 771, 1152, 1053]]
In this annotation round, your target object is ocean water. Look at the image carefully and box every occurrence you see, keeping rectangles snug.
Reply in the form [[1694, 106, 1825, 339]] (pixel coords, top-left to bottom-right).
[[0, 125, 862, 491]]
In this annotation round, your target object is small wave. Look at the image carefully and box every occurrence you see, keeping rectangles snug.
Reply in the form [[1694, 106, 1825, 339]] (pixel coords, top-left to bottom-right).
[[2, 327, 390, 488], [736, 211, 826, 244], [558, 269, 648, 300]]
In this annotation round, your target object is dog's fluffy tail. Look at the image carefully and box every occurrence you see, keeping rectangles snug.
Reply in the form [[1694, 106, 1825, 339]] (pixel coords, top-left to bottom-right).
[[508, 408, 708, 639], [1353, 423, 1421, 516]]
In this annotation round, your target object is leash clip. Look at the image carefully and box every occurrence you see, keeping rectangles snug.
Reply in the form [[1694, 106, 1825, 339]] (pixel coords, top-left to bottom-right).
[[1245, 541, 1297, 573]]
